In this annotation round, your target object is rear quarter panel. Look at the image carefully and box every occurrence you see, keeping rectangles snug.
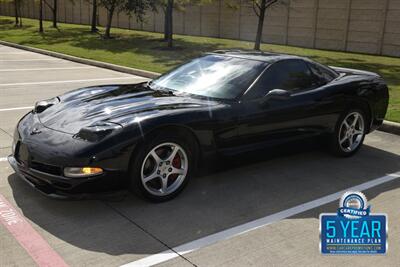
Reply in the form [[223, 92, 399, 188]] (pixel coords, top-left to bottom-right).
[[330, 69, 389, 132]]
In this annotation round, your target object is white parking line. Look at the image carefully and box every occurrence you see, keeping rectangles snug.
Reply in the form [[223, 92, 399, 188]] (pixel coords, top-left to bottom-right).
[[0, 77, 139, 87], [0, 67, 94, 72], [121, 171, 400, 267], [0, 157, 7, 162], [0, 106, 32, 112]]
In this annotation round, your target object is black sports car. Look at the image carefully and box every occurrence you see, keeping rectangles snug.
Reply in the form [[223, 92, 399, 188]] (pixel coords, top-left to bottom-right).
[[8, 51, 389, 201]]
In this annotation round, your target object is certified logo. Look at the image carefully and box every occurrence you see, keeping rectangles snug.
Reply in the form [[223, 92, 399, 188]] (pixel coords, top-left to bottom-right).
[[320, 191, 387, 255], [338, 192, 369, 219]]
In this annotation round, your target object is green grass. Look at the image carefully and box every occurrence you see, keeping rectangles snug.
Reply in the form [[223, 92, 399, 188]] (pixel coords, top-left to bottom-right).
[[1, 16, 399, 122]]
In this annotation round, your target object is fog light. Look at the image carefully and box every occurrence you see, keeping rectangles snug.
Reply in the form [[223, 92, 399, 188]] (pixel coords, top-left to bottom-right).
[[64, 167, 103, 178]]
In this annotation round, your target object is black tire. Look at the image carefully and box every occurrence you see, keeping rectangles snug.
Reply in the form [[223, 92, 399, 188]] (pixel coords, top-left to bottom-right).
[[129, 131, 196, 202], [329, 109, 367, 157]]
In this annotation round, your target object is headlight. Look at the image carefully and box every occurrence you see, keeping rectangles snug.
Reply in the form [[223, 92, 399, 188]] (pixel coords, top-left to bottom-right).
[[64, 167, 103, 178], [73, 121, 122, 142], [34, 97, 59, 113]]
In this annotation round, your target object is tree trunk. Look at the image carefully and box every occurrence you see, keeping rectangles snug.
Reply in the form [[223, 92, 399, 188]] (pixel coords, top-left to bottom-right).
[[166, 0, 174, 48], [14, 0, 19, 26], [52, 0, 57, 28], [105, 6, 115, 39], [39, 0, 43, 32], [18, 2, 22, 27], [96, 11, 100, 26], [254, 0, 266, 50], [91, 0, 98, 32], [163, 7, 168, 41]]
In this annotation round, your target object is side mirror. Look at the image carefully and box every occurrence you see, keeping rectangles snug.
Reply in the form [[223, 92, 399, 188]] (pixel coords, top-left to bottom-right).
[[261, 89, 291, 104]]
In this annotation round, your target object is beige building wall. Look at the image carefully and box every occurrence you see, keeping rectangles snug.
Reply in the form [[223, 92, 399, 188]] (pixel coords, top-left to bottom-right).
[[1, 0, 399, 57]]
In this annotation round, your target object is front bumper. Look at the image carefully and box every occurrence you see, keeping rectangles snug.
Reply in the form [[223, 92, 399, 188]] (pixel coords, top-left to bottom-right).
[[9, 111, 134, 199], [8, 155, 126, 200]]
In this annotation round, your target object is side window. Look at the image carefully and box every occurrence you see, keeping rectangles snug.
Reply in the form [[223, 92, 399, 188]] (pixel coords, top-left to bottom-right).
[[307, 61, 337, 86], [245, 59, 314, 99]]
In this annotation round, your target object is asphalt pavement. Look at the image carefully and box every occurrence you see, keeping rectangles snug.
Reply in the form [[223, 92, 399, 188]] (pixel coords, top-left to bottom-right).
[[1, 44, 400, 267]]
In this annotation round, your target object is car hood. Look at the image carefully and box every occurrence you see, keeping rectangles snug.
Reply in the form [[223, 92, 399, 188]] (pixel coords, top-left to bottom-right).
[[38, 83, 219, 134]]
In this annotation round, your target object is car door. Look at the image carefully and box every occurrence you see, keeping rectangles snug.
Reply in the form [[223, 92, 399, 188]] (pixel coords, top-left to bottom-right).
[[233, 59, 336, 150]]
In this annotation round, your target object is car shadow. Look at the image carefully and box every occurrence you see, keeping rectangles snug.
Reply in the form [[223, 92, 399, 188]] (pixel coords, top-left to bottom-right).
[[7, 140, 400, 256]]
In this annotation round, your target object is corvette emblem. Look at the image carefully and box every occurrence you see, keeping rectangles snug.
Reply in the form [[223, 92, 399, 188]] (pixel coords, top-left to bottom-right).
[[30, 127, 41, 135]]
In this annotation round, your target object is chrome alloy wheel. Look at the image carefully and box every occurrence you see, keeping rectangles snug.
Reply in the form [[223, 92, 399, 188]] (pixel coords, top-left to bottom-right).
[[141, 142, 188, 196], [338, 112, 365, 153]]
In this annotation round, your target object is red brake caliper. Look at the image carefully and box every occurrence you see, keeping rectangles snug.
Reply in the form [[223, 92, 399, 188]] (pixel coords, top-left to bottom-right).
[[172, 154, 181, 168], [170, 153, 181, 182]]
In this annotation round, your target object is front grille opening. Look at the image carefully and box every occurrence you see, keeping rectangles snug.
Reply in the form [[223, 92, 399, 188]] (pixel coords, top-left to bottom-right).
[[21, 169, 73, 191], [30, 161, 62, 176], [25, 176, 54, 194], [22, 172, 48, 186], [52, 181, 72, 189]]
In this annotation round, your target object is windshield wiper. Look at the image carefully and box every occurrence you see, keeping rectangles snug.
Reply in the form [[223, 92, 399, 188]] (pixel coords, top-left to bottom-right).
[[145, 81, 179, 96], [159, 89, 176, 96], [152, 86, 177, 96]]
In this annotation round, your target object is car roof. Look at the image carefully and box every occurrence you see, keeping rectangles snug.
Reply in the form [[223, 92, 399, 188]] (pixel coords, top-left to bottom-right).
[[208, 50, 304, 64]]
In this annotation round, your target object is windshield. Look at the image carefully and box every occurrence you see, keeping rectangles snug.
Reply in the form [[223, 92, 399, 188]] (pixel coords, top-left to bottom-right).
[[150, 55, 267, 99]]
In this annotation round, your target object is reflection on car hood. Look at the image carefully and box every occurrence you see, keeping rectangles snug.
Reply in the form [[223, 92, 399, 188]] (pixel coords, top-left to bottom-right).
[[38, 83, 219, 134]]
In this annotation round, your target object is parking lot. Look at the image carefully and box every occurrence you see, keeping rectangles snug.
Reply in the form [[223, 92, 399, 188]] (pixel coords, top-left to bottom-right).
[[1, 44, 400, 267]]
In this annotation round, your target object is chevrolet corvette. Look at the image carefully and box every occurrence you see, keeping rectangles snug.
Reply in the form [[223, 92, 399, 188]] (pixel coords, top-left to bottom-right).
[[8, 51, 389, 201]]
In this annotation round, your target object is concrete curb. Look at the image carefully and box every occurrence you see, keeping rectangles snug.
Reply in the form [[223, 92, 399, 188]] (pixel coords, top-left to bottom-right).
[[380, 120, 400, 136], [0, 40, 160, 79]]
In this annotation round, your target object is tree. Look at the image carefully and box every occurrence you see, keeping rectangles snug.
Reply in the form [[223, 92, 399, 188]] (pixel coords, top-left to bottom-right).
[[98, 0, 125, 38], [91, 0, 98, 32], [154, 1, 172, 41], [250, 0, 280, 50], [18, 0, 22, 26], [14, 0, 19, 26], [99, 0, 156, 39], [51, 0, 57, 27], [39, 0, 43, 32], [158, 0, 194, 48], [0, 0, 23, 26], [41, 0, 58, 28], [164, 0, 173, 47], [84, 0, 99, 33]]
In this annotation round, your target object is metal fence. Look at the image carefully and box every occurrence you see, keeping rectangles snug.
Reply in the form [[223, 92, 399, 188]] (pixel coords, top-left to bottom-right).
[[1, 0, 399, 57]]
